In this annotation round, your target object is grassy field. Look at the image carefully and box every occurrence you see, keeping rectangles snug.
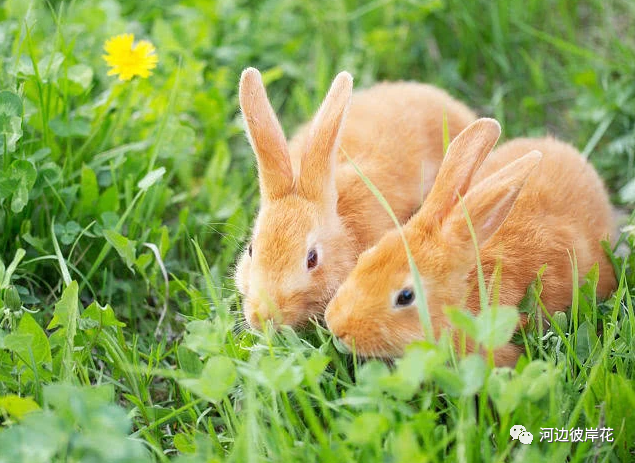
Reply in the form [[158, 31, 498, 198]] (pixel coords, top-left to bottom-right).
[[1, 0, 635, 461]]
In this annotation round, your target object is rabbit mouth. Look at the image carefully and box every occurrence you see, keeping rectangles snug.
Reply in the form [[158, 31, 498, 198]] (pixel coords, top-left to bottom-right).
[[329, 334, 395, 358], [244, 291, 331, 329]]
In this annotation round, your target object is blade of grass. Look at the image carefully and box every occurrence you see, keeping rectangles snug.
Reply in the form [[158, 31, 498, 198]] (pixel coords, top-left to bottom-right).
[[342, 149, 434, 341]]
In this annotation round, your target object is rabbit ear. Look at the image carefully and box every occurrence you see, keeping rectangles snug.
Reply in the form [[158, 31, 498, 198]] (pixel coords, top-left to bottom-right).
[[239, 68, 294, 200], [422, 118, 502, 223], [444, 151, 542, 246], [297, 71, 353, 205]]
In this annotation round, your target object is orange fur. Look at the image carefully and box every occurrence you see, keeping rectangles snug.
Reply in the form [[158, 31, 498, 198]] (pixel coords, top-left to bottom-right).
[[235, 68, 477, 329], [325, 118, 617, 366]]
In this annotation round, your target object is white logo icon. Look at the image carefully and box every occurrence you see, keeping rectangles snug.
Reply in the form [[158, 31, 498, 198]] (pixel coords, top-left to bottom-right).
[[510, 425, 533, 444], [518, 431, 533, 444]]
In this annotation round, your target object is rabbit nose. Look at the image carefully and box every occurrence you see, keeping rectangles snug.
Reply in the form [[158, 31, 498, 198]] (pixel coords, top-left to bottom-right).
[[246, 299, 284, 329], [325, 303, 347, 334], [325, 310, 353, 351]]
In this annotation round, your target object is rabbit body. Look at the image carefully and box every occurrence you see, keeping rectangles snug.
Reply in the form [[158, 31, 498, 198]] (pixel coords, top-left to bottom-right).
[[465, 137, 616, 325], [325, 119, 616, 366]]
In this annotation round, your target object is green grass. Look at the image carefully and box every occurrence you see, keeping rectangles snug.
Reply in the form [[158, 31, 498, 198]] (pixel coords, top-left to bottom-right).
[[1, 0, 635, 461]]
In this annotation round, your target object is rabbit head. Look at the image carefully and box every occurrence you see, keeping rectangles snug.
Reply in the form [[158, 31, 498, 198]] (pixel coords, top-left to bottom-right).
[[324, 118, 542, 358]]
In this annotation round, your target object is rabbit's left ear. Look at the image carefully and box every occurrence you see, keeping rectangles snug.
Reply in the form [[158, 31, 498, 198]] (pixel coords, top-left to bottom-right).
[[239, 67, 295, 201], [443, 151, 542, 246], [297, 72, 353, 206]]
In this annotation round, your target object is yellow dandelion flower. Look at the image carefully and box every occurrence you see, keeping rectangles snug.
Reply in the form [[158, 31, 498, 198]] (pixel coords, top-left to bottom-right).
[[102, 33, 158, 81]]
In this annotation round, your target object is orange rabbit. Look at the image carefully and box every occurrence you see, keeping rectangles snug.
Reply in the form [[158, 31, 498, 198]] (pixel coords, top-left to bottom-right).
[[234, 68, 477, 329], [325, 118, 616, 366]]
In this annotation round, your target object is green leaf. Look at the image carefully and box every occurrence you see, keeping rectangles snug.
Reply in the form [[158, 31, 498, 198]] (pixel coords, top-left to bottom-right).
[[394, 341, 448, 388], [159, 225, 170, 258], [0, 115, 23, 153], [3, 313, 52, 381], [134, 252, 152, 274], [47, 281, 79, 331], [519, 361, 555, 401], [0, 411, 65, 463], [0, 91, 23, 153], [138, 167, 166, 192], [177, 345, 203, 376], [67, 64, 94, 90], [44, 383, 115, 410], [54, 221, 82, 246], [0, 395, 40, 420], [158, 122, 196, 160], [182, 319, 233, 357], [445, 306, 478, 339], [13, 56, 35, 76], [11, 160, 38, 188], [178, 356, 237, 402], [517, 267, 545, 314], [0, 90, 23, 117], [103, 230, 137, 271], [475, 305, 520, 350], [174, 433, 196, 454], [8, 160, 37, 213], [81, 301, 126, 328], [10, 178, 29, 213], [431, 367, 464, 397], [0, 178, 18, 200], [577, 263, 599, 324], [32, 162, 63, 196], [97, 185, 120, 214], [488, 368, 522, 415], [253, 356, 304, 392], [47, 281, 79, 381], [49, 117, 91, 138], [457, 354, 486, 396], [38, 52, 64, 82], [355, 360, 391, 394], [575, 320, 599, 363], [345, 412, 390, 444], [606, 373, 635, 461], [302, 351, 330, 383]]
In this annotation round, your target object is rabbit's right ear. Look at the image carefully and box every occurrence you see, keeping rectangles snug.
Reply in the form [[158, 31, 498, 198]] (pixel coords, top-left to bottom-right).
[[443, 150, 542, 246], [240, 68, 294, 200], [422, 118, 502, 223], [298, 72, 353, 205]]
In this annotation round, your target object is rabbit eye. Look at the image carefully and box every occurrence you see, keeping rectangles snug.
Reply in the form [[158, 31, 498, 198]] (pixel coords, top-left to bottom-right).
[[248, 243, 252, 257], [395, 288, 415, 307], [307, 248, 318, 270]]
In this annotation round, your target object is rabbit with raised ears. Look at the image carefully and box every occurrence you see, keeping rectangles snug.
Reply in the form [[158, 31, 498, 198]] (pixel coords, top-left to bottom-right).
[[234, 68, 477, 329], [325, 118, 617, 366]]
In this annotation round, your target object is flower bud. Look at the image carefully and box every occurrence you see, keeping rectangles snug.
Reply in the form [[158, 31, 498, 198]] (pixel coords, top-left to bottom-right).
[[4, 285, 22, 311]]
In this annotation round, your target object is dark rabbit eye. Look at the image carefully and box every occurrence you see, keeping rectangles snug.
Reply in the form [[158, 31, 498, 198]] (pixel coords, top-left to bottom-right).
[[248, 243, 252, 257], [395, 288, 415, 307], [307, 248, 318, 270]]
